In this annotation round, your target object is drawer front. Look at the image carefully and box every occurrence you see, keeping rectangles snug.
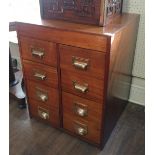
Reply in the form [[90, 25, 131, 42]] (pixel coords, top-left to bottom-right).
[[29, 99, 60, 127], [62, 92, 102, 123], [61, 70, 104, 102], [20, 36, 57, 66], [23, 60, 58, 88], [27, 81, 59, 110], [60, 45, 106, 79], [17, 23, 108, 52], [63, 114, 101, 144]]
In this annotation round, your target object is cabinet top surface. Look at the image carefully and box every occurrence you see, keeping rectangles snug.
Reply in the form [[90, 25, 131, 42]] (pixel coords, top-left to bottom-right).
[[16, 14, 139, 36], [9, 1, 139, 36]]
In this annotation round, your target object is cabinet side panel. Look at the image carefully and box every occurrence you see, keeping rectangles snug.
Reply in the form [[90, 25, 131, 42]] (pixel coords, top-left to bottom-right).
[[102, 15, 140, 147]]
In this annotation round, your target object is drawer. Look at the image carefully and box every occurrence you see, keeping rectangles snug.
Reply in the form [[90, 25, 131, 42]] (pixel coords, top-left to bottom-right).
[[26, 81, 59, 110], [29, 99, 60, 127], [61, 70, 104, 102], [63, 114, 101, 144], [59, 45, 106, 79], [62, 92, 103, 123], [23, 60, 58, 88], [20, 36, 57, 67]]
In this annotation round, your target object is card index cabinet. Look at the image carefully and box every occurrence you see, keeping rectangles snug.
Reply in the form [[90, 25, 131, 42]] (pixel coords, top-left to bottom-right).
[[16, 13, 139, 148]]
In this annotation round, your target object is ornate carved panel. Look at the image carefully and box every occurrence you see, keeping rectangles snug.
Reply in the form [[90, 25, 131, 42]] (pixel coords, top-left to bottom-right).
[[63, 0, 76, 10], [47, 0, 63, 14], [75, 0, 95, 17], [62, 0, 96, 17], [107, 0, 122, 17]]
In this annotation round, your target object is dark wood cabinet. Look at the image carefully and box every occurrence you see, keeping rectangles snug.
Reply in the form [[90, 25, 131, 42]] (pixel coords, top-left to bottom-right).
[[39, 0, 123, 26], [16, 13, 139, 148]]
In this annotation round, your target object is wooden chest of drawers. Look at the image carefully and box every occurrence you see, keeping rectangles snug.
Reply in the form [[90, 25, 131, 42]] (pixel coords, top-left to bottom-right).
[[16, 13, 139, 148]]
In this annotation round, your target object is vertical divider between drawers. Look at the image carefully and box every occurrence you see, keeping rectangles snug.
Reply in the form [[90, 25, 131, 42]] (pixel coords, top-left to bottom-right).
[[56, 43, 63, 128]]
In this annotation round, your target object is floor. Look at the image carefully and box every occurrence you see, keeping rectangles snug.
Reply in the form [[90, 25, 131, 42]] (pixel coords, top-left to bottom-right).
[[9, 96, 145, 155]]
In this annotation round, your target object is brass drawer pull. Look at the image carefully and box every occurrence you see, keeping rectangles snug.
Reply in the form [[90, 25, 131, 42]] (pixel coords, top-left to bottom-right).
[[36, 87, 48, 102], [73, 81, 88, 93], [34, 72, 46, 80], [74, 121, 88, 136], [77, 108, 87, 117], [39, 94, 48, 102], [73, 60, 88, 70], [72, 56, 89, 70], [74, 102, 88, 117], [36, 93, 48, 102], [77, 127, 87, 136], [31, 49, 44, 59], [38, 107, 49, 120]]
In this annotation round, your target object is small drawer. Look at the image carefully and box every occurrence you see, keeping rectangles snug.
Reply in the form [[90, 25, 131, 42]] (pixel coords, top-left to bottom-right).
[[62, 92, 102, 122], [63, 114, 101, 144], [20, 36, 57, 67], [26, 81, 59, 110], [59, 44, 106, 79], [61, 70, 104, 102], [74, 121, 88, 136], [29, 99, 60, 127], [23, 60, 58, 88]]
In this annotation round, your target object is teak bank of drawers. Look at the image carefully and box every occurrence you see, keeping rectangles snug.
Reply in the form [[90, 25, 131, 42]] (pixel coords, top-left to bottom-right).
[[20, 35, 105, 145], [17, 14, 139, 148]]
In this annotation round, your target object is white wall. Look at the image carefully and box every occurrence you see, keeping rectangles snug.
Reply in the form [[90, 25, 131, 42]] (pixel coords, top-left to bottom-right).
[[9, 32, 22, 70], [123, 0, 145, 106]]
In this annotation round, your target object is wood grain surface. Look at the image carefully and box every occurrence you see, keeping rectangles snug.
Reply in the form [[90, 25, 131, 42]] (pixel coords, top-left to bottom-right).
[[59, 44, 106, 79], [23, 60, 58, 88], [26, 80, 59, 110], [61, 70, 104, 102], [29, 98, 60, 128], [20, 36, 57, 67]]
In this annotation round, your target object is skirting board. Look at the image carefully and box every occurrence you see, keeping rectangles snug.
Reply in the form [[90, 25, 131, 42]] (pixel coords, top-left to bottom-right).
[[129, 84, 145, 106], [111, 76, 145, 106], [129, 77, 145, 106]]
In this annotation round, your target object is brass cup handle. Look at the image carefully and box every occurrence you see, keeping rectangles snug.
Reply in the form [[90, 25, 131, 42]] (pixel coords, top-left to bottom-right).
[[34, 73, 46, 80], [38, 111, 49, 120], [77, 127, 87, 136], [76, 107, 87, 117], [73, 81, 88, 93], [38, 94, 48, 102], [73, 60, 88, 70], [32, 49, 44, 59]]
